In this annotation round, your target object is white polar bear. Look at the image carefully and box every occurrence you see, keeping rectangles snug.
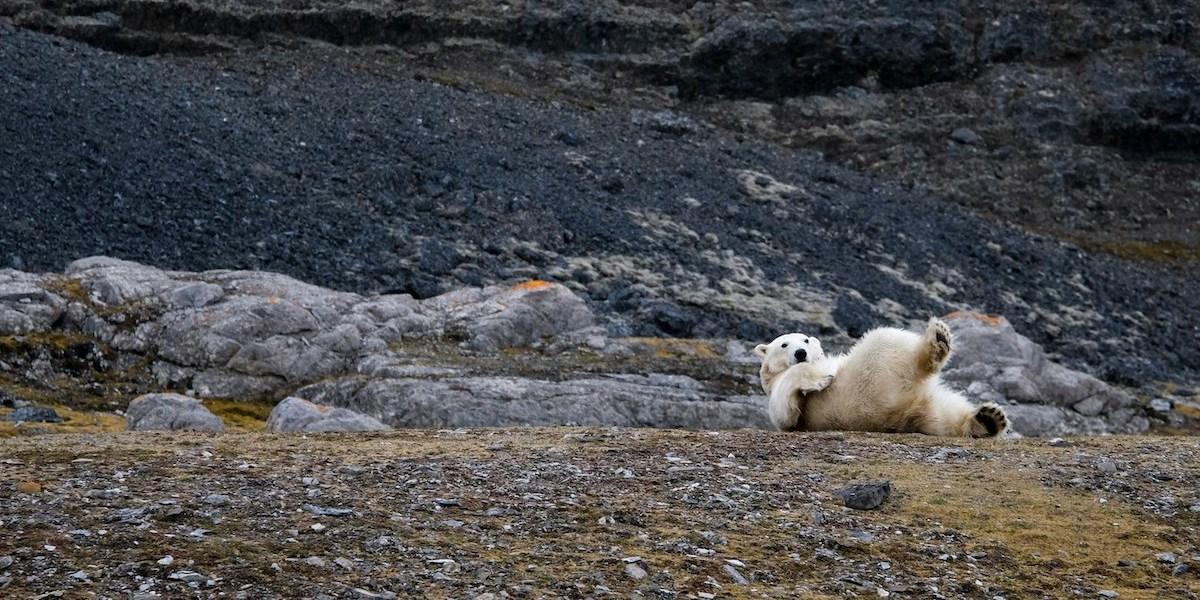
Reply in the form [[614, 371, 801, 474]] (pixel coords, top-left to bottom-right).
[[753, 318, 1008, 437]]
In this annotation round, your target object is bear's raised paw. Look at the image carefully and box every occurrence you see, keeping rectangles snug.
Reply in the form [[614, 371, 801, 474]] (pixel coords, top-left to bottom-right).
[[970, 403, 1008, 438], [922, 318, 954, 373]]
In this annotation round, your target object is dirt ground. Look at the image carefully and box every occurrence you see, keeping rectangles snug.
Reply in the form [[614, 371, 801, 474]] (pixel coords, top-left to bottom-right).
[[2, 429, 1198, 599]]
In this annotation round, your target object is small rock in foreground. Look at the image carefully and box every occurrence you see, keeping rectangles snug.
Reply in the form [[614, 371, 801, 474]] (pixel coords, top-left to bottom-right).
[[623, 562, 647, 580], [723, 563, 749, 585], [203, 494, 231, 506], [834, 481, 892, 510]]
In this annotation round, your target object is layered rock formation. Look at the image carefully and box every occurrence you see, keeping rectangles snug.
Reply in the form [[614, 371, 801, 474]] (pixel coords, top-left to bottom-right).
[[1, 258, 1178, 435]]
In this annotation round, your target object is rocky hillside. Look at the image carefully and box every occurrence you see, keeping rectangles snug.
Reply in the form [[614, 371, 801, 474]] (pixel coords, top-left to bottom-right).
[[0, 1, 1198, 396], [2, 430, 1199, 598]]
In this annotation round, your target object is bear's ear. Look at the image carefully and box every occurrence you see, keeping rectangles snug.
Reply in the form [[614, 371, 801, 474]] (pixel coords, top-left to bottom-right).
[[753, 344, 769, 357]]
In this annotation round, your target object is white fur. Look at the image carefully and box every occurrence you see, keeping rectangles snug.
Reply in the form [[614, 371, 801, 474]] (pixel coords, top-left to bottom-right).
[[757, 319, 1007, 437]]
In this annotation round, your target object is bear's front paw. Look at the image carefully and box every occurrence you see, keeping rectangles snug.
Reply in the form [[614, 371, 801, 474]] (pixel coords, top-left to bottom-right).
[[970, 403, 1008, 438], [803, 373, 834, 393], [923, 318, 953, 372]]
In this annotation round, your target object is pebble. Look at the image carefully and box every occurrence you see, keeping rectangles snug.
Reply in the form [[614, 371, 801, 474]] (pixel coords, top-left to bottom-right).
[[624, 562, 647, 580], [85, 488, 123, 499], [1156, 552, 1177, 564], [930, 447, 969, 461], [168, 570, 206, 583], [723, 564, 749, 585], [949, 127, 982, 146], [0, 556, 12, 569], [202, 494, 230, 506], [834, 481, 892, 510], [157, 555, 174, 566], [1048, 438, 1070, 447], [305, 556, 327, 568], [302, 504, 353, 517], [311, 523, 327, 532], [352, 589, 396, 600], [335, 557, 354, 571], [1098, 591, 1118, 599], [1096, 459, 1118, 474], [850, 529, 876, 543], [1172, 564, 1189, 576]]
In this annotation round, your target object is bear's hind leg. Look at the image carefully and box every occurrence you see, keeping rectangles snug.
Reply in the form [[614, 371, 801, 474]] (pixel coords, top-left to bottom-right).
[[915, 318, 953, 376]]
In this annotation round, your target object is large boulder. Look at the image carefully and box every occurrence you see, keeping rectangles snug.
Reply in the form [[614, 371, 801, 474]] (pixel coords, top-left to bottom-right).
[[125, 393, 225, 432], [266, 397, 390, 433], [295, 370, 767, 430], [943, 312, 1146, 436]]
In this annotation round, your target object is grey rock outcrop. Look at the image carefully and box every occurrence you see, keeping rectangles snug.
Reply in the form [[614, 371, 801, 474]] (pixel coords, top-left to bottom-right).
[[125, 393, 224, 432], [266, 397, 389, 433], [0, 270, 65, 335], [294, 369, 767, 430], [8, 257, 597, 399], [943, 312, 1147, 436]]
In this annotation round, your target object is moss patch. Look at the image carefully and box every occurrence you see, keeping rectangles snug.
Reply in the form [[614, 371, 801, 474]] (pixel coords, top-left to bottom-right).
[[204, 398, 273, 431], [0, 405, 126, 437]]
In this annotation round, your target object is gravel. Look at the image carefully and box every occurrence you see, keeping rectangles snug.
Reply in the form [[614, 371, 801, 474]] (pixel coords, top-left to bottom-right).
[[2, 430, 1198, 598]]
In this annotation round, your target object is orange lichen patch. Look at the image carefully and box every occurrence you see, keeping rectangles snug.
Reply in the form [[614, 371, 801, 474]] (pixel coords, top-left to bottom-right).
[[944, 310, 1006, 327], [512, 280, 554, 292]]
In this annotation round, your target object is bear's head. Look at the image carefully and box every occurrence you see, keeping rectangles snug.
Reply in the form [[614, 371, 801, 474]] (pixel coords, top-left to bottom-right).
[[753, 333, 825, 391]]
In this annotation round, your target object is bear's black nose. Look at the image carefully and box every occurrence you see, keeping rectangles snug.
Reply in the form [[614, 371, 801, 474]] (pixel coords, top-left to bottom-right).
[[793, 348, 807, 362]]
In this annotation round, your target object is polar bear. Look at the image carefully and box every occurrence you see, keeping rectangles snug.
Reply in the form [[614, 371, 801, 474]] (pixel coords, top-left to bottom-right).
[[754, 318, 1007, 437]]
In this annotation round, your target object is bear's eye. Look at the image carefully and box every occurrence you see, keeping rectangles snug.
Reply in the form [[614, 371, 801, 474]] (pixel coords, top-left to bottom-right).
[[781, 343, 788, 349], [804, 338, 810, 343]]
